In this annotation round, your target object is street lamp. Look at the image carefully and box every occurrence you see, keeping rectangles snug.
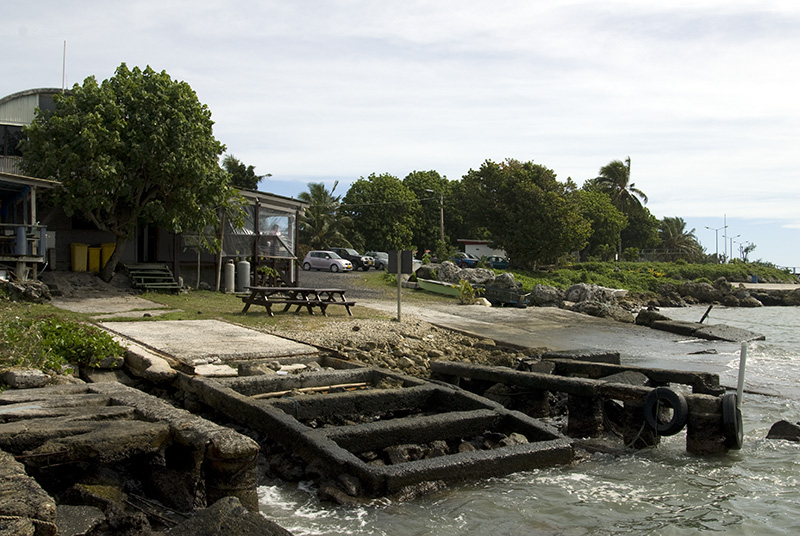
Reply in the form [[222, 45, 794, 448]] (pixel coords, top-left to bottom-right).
[[425, 189, 445, 244], [705, 225, 727, 263], [729, 234, 741, 262]]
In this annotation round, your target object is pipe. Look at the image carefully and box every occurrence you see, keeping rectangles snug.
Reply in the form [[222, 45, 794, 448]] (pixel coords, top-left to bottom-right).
[[737, 342, 748, 409]]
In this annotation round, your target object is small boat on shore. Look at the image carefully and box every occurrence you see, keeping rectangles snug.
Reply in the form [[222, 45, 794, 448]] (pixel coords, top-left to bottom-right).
[[417, 278, 461, 297]]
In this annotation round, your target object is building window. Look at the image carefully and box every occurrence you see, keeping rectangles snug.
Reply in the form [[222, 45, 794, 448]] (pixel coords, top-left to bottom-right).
[[1, 125, 24, 157]]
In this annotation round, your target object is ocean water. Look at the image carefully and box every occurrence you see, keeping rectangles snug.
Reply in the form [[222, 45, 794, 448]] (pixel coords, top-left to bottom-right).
[[258, 306, 800, 535]]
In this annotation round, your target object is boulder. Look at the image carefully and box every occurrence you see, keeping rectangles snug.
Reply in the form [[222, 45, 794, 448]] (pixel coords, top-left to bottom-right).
[[565, 283, 617, 305], [570, 301, 634, 323], [713, 277, 732, 293], [492, 272, 522, 290], [530, 284, 564, 307], [740, 296, 763, 308], [767, 420, 800, 441], [165, 496, 293, 536], [635, 309, 670, 327], [678, 282, 722, 303]]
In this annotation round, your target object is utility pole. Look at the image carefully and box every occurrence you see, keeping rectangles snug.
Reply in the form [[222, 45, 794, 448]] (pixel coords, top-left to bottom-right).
[[425, 189, 445, 243]]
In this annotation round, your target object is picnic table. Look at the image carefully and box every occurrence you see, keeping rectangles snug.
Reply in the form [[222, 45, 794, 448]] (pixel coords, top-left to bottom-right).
[[240, 286, 355, 317]]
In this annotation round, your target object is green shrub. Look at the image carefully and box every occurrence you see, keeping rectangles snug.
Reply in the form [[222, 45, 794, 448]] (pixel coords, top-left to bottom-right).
[[458, 280, 482, 305], [38, 319, 125, 368]]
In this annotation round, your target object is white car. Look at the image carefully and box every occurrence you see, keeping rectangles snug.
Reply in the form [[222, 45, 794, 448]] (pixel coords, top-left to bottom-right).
[[302, 250, 353, 272]]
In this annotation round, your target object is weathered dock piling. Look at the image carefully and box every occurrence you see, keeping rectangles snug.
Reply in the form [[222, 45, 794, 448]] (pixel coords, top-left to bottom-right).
[[430, 357, 737, 455]]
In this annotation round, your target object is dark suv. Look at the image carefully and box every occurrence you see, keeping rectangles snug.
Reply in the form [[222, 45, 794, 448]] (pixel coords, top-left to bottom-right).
[[330, 248, 375, 271]]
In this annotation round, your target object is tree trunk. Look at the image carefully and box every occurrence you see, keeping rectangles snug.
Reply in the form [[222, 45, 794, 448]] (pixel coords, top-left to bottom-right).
[[99, 235, 129, 282]]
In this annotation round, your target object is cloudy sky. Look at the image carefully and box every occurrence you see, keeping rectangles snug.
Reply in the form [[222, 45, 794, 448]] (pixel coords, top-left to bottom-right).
[[6, 1, 800, 268]]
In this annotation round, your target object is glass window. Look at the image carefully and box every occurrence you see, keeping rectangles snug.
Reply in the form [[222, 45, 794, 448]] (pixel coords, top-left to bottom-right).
[[1, 125, 24, 157]]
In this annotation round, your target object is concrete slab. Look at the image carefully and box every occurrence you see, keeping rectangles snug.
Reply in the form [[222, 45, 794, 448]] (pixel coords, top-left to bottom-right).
[[52, 296, 170, 314], [99, 319, 317, 367]]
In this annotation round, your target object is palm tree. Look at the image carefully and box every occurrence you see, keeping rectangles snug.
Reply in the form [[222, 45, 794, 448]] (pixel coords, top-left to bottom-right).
[[658, 217, 704, 262], [297, 181, 353, 249], [591, 156, 648, 258], [594, 157, 648, 215]]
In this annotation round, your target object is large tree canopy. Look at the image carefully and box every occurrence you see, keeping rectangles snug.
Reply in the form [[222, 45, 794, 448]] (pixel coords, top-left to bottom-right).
[[460, 159, 590, 267], [22, 63, 234, 280], [342, 173, 418, 251]]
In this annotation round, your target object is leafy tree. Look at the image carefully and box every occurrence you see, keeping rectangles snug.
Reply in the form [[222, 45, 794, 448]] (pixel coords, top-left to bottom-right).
[[297, 181, 352, 249], [460, 159, 590, 267], [403, 170, 452, 254], [577, 190, 627, 261], [741, 242, 756, 262], [342, 173, 418, 251], [222, 154, 269, 190], [22, 63, 235, 281], [658, 216, 704, 262], [621, 207, 661, 255]]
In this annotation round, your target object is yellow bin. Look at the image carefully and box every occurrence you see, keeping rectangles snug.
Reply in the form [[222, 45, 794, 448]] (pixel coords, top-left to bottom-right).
[[88, 247, 101, 273], [100, 242, 116, 268], [70, 243, 88, 272]]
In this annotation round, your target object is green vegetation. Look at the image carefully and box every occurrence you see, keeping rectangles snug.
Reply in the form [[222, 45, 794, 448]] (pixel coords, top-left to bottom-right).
[[508, 261, 795, 295], [0, 299, 123, 373]]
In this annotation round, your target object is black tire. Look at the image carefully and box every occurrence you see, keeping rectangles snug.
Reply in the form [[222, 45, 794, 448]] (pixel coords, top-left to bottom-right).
[[643, 387, 688, 436], [330, 264, 340, 273], [302, 262, 311, 271], [722, 392, 743, 450], [361, 266, 369, 271]]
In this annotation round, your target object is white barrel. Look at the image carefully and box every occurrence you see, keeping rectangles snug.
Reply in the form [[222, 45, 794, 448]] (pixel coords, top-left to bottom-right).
[[236, 259, 251, 292], [224, 261, 235, 293]]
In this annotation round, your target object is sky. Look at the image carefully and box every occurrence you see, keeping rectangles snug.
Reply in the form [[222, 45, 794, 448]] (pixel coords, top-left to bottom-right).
[[5, 1, 800, 269]]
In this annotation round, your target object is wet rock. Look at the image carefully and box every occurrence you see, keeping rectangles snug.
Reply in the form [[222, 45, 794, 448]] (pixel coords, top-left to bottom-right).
[[721, 294, 740, 307], [337, 473, 363, 497], [56, 504, 105, 536], [689, 348, 718, 355], [570, 301, 634, 323], [766, 420, 800, 442], [165, 496, 293, 536], [635, 309, 670, 327], [694, 324, 765, 343], [740, 296, 763, 308]]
